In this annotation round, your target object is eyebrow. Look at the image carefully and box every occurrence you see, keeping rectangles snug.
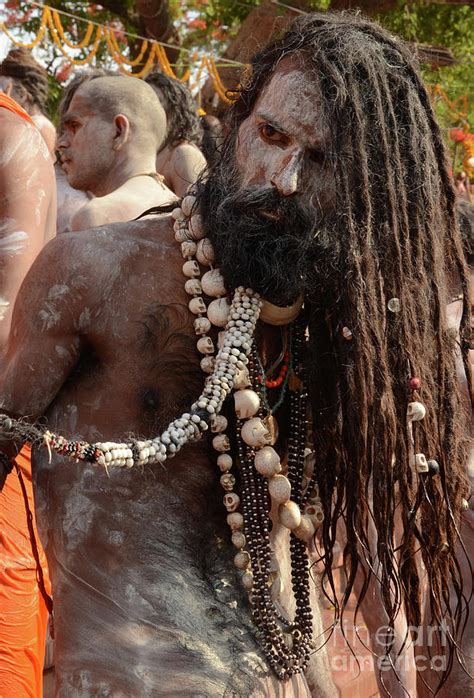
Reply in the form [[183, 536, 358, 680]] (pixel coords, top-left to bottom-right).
[[255, 111, 289, 135], [62, 113, 81, 126]]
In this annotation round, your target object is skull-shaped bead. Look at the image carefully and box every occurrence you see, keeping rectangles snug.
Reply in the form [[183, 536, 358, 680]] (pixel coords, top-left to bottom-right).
[[194, 317, 211, 336], [181, 240, 197, 258], [189, 297, 206, 315], [212, 434, 230, 452], [185, 278, 202, 295], [241, 418, 272, 448], [197, 336, 215, 354], [183, 260, 200, 278], [223, 492, 240, 512], [407, 401, 426, 422], [220, 473, 236, 491], [211, 415, 228, 433], [234, 389, 260, 419], [217, 454, 232, 472], [227, 512, 244, 530], [411, 452, 428, 472], [254, 446, 281, 477]]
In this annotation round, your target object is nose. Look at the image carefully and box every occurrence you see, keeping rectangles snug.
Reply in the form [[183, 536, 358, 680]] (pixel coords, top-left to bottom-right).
[[56, 131, 68, 151], [270, 153, 301, 197]]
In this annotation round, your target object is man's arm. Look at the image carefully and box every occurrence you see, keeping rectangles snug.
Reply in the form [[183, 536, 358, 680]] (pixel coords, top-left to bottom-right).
[[0, 111, 56, 347], [0, 235, 84, 426]]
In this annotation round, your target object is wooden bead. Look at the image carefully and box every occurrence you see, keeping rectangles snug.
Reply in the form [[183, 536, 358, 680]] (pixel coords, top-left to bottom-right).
[[254, 446, 281, 477], [279, 501, 302, 530], [207, 298, 230, 328], [234, 389, 260, 419], [268, 474, 291, 504]]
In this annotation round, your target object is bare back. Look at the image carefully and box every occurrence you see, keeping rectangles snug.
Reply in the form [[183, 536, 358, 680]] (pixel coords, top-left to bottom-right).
[[0, 215, 332, 696], [0, 108, 56, 346]]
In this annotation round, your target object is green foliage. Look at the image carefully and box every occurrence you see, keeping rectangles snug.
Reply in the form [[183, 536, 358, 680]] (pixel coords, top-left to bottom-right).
[[380, 2, 473, 129]]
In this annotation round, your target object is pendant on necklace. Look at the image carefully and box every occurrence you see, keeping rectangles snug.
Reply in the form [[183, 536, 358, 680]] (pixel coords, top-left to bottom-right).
[[264, 414, 279, 446]]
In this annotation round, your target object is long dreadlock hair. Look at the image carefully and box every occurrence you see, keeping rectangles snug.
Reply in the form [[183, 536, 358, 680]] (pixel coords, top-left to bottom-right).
[[212, 11, 472, 690], [145, 70, 203, 150], [0, 47, 49, 113]]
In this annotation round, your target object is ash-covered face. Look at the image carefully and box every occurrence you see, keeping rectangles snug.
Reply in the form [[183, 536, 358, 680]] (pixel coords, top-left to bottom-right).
[[200, 57, 337, 305], [56, 89, 115, 194]]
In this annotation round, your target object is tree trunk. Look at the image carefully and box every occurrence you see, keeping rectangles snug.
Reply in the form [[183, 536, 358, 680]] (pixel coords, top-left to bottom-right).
[[134, 0, 180, 65]]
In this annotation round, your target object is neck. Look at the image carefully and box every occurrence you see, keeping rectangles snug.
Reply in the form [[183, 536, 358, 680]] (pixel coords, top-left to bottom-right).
[[92, 150, 158, 197]]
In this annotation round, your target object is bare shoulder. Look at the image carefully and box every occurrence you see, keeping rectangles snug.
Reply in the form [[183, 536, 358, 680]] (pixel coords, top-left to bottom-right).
[[0, 110, 49, 165]]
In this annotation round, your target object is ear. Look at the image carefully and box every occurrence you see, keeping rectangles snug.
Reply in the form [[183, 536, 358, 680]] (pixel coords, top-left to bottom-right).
[[112, 114, 130, 151]]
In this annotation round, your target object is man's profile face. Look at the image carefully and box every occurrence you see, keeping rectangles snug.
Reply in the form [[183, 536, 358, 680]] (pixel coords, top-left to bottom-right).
[[234, 57, 334, 212], [57, 88, 115, 193]]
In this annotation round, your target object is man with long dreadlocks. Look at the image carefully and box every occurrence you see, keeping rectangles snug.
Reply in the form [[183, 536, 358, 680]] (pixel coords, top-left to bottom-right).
[[0, 12, 471, 697]]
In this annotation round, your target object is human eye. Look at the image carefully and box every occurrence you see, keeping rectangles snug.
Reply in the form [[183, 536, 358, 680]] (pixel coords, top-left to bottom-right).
[[259, 123, 290, 147]]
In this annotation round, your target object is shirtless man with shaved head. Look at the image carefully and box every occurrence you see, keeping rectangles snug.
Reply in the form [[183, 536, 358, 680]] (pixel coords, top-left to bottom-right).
[[58, 75, 176, 230], [0, 13, 472, 697]]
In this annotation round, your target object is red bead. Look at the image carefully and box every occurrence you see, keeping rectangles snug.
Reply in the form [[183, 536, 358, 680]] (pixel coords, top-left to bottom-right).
[[409, 377, 421, 390]]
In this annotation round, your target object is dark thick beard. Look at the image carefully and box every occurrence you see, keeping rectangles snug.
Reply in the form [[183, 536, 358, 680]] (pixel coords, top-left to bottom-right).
[[199, 161, 329, 306]]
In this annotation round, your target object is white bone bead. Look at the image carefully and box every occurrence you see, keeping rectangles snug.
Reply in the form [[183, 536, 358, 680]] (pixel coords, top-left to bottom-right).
[[201, 269, 226, 297], [197, 336, 215, 354], [212, 434, 230, 452], [181, 194, 197, 217], [207, 298, 230, 328], [241, 418, 272, 448], [223, 492, 240, 512], [411, 452, 428, 472], [194, 317, 211, 336], [175, 229, 189, 243], [234, 367, 251, 389], [183, 260, 200, 278], [294, 515, 316, 542], [234, 389, 260, 419], [241, 571, 254, 590], [227, 512, 244, 530], [304, 503, 324, 527], [232, 532, 246, 549], [211, 415, 228, 433], [220, 473, 236, 491], [200, 356, 215, 374], [279, 501, 302, 530], [217, 454, 232, 472], [184, 279, 202, 295], [407, 401, 426, 422], [268, 474, 291, 504], [196, 238, 216, 266], [189, 297, 206, 315], [234, 551, 250, 570], [181, 240, 197, 258], [254, 447, 282, 477], [188, 214, 205, 240]]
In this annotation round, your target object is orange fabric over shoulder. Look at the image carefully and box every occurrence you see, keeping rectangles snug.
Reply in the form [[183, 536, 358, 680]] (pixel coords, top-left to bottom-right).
[[0, 445, 52, 698], [0, 93, 34, 124]]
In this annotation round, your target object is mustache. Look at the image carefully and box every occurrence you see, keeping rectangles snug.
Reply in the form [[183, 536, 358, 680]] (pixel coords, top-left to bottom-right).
[[212, 185, 313, 228]]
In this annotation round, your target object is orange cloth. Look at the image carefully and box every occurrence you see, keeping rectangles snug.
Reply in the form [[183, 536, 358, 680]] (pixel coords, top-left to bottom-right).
[[0, 446, 51, 698], [0, 93, 33, 124]]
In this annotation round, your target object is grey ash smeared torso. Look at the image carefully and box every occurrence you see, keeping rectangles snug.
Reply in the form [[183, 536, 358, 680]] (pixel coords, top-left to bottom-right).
[[22, 216, 329, 696]]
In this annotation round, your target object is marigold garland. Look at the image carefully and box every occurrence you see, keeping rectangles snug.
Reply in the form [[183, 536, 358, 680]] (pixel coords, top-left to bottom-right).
[[0, 3, 237, 105]]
